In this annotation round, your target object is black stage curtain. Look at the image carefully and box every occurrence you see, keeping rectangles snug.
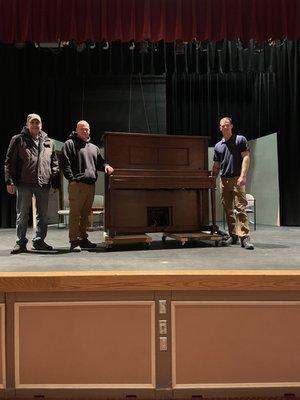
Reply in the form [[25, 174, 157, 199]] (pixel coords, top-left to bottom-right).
[[167, 40, 300, 225], [0, 40, 300, 226], [167, 72, 277, 141], [0, 42, 166, 228]]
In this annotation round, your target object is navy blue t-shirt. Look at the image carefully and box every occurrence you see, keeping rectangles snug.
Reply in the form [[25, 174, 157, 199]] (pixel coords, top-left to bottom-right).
[[213, 134, 249, 177]]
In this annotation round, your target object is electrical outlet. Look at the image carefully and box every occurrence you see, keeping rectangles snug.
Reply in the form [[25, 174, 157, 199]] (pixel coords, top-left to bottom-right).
[[159, 319, 167, 335], [159, 336, 167, 351], [158, 299, 167, 314]]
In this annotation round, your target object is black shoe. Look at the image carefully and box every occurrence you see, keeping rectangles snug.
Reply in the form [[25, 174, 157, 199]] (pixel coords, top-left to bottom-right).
[[32, 240, 53, 251], [222, 234, 239, 246], [11, 243, 27, 254], [241, 236, 254, 250], [79, 238, 97, 249], [70, 241, 81, 252]]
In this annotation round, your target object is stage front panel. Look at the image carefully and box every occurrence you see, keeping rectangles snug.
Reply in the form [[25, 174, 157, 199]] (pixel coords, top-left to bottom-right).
[[172, 301, 300, 388], [15, 301, 155, 388], [0, 304, 5, 389]]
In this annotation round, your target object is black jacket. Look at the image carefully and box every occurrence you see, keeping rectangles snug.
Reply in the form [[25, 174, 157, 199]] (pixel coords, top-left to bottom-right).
[[4, 127, 59, 187], [60, 132, 106, 184]]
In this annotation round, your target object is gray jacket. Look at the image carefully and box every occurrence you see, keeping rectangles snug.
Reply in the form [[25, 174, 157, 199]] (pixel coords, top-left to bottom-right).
[[4, 126, 59, 187]]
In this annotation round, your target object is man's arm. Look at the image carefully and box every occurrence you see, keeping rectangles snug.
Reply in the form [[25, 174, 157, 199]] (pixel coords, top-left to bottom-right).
[[4, 136, 19, 194], [59, 142, 74, 181], [96, 149, 114, 175], [237, 150, 250, 186], [212, 161, 220, 177], [50, 142, 60, 189]]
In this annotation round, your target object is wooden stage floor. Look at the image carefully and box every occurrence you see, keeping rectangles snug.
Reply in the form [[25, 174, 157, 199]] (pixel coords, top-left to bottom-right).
[[0, 225, 299, 273], [0, 225, 300, 292]]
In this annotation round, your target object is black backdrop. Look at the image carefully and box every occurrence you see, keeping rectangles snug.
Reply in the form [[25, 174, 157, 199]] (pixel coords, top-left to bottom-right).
[[0, 40, 299, 226]]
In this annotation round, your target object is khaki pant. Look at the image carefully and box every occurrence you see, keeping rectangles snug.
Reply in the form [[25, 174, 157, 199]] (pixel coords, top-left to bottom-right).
[[68, 182, 95, 242], [220, 176, 249, 237]]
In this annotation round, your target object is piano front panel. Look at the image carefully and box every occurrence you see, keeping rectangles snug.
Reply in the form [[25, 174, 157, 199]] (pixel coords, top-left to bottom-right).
[[107, 189, 208, 235], [104, 132, 212, 236]]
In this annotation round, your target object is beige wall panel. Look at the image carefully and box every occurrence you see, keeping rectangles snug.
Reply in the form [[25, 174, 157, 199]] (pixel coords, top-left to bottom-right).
[[172, 301, 300, 388], [0, 305, 5, 388], [15, 301, 155, 388]]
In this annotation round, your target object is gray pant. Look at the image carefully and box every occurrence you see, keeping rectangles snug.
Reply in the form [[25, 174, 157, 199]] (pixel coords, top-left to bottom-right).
[[16, 184, 50, 245]]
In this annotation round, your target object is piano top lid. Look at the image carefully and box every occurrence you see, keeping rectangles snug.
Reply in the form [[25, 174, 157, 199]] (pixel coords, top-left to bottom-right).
[[104, 131, 210, 171]]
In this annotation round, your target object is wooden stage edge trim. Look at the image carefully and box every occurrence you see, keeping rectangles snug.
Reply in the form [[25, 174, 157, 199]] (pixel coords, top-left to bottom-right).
[[0, 270, 300, 292]]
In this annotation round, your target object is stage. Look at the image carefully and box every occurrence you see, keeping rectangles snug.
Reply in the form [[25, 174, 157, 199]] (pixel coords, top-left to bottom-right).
[[0, 226, 300, 399], [0, 225, 299, 273]]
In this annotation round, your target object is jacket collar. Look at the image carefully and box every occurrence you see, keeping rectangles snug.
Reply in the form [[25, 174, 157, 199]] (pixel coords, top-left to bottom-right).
[[21, 126, 48, 141]]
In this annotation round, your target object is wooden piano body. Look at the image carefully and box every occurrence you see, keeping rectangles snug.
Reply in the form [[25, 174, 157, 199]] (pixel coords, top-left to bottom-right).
[[104, 132, 218, 239]]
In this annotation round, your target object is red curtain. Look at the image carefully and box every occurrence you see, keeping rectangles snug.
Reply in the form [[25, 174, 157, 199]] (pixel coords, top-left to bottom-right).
[[0, 0, 299, 43]]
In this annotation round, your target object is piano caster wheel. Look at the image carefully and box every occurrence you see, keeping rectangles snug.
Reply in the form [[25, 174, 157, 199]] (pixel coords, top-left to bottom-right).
[[215, 240, 219, 247], [106, 244, 112, 251], [144, 243, 151, 250], [162, 235, 166, 243]]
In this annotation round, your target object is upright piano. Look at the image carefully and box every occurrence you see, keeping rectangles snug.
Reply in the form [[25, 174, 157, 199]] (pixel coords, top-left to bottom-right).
[[104, 132, 218, 240]]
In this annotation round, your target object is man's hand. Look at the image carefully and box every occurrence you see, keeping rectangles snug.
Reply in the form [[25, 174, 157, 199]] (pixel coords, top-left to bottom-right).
[[237, 175, 246, 187], [105, 165, 114, 175], [7, 184, 16, 195]]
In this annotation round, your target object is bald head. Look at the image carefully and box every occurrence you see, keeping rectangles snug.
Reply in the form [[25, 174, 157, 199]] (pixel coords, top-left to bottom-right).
[[77, 120, 89, 129], [76, 120, 90, 142]]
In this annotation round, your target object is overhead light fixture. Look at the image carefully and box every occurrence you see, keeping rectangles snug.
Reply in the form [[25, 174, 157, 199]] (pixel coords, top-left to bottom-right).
[[36, 42, 60, 48], [268, 38, 276, 47], [267, 37, 286, 47], [175, 39, 186, 55], [85, 40, 96, 50], [253, 40, 265, 53], [76, 42, 86, 52], [102, 41, 110, 50], [34, 40, 69, 49], [139, 40, 149, 54], [194, 39, 201, 51], [129, 41, 135, 51], [60, 41, 69, 48], [14, 42, 26, 49]]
